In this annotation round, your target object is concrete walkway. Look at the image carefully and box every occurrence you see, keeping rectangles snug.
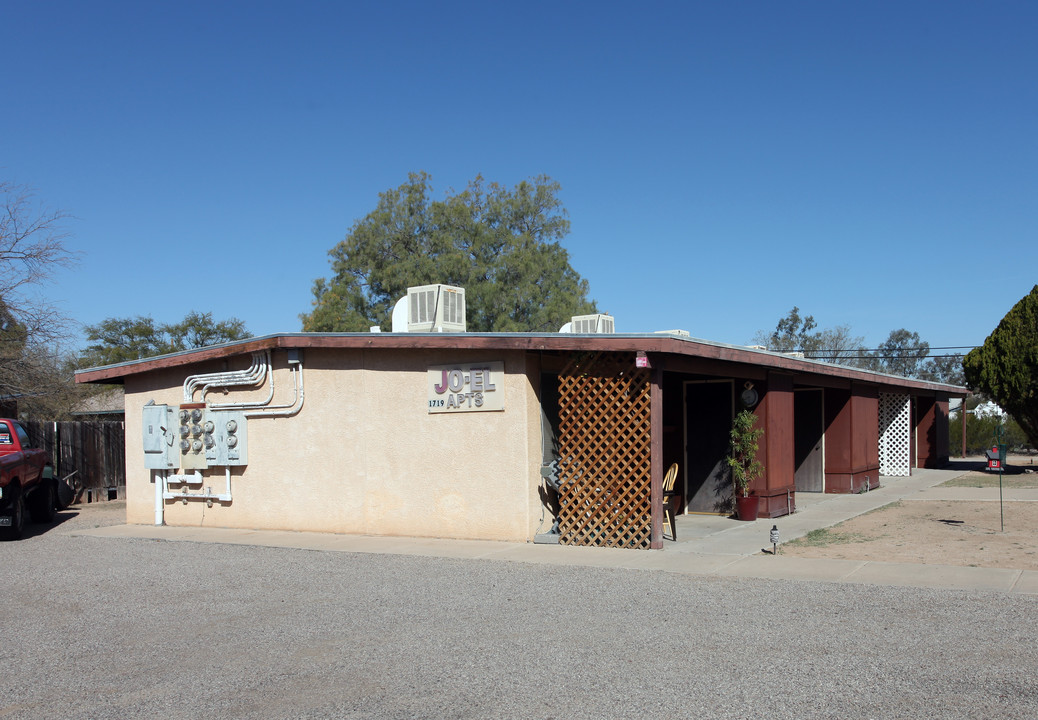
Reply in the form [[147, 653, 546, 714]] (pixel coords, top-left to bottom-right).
[[71, 467, 1038, 596]]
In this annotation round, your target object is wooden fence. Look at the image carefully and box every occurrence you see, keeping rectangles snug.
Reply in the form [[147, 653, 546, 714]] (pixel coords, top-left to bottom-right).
[[22, 420, 125, 499]]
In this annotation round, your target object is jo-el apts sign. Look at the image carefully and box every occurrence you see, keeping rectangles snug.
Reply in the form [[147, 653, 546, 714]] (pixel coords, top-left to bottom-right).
[[428, 361, 504, 413]]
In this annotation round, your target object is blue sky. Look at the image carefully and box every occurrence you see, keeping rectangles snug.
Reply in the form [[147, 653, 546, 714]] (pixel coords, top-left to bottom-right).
[[3, 1, 1035, 354]]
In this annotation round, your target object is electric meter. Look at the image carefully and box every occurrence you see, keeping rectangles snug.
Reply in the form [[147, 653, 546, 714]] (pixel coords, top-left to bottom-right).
[[201, 410, 247, 465]]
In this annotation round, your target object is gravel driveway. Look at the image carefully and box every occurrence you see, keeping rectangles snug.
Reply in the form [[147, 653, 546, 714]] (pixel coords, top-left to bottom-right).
[[2, 503, 1036, 719]]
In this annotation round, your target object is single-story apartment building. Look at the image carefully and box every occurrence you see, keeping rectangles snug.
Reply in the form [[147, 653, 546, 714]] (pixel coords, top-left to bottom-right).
[[77, 315, 966, 550]]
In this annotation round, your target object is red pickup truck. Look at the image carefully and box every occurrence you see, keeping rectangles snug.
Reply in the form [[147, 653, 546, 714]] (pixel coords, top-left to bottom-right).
[[0, 418, 54, 540]]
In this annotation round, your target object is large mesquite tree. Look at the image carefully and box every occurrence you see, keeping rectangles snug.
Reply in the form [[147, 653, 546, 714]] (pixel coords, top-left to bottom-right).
[[302, 172, 597, 332], [964, 285, 1038, 448]]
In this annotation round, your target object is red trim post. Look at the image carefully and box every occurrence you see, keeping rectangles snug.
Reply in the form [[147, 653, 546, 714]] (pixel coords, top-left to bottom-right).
[[649, 359, 664, 549], [961, 394, 968, 458]]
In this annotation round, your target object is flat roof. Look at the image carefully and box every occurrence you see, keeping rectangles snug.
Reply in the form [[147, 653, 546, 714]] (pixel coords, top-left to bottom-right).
[[74, 331, 966, 396]]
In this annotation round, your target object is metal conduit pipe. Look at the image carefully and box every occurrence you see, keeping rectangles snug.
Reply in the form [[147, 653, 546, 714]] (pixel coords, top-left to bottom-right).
[[185, 352, 267, 402], [197, 350, 269, 397], [206, 360, 276, 410], [186, 350, 264, 386], [197, 368, 266, 400], [208, 354, 300, 412], [244, 363, 303, 417], [183, 352, 268, 402], [184, 361, 263, 402], [201, 360, 272, 404], [183, 355, 263, 399], [244, 361, 305, 418]]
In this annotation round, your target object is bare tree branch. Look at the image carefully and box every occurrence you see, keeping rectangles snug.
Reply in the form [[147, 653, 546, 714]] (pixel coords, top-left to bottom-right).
[[0, 182, 77, 302], [0, 181, 80, 416]]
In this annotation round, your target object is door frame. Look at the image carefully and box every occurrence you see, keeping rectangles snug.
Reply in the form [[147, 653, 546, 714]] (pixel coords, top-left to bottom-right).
[[793, 387, 826, 493], [681, 379, 735, 515]]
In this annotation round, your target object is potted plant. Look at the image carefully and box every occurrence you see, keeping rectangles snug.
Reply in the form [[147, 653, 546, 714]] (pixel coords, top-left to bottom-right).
[[727, 409, 764, 521]]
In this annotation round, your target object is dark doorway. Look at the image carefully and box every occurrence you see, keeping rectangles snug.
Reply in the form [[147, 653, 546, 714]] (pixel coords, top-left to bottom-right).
[[794, 389, 824, 492], [683, 380, 733, 514]]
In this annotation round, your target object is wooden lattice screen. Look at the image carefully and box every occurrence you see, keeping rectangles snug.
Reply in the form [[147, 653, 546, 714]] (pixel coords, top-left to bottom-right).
[[556, 352, 652, 549]]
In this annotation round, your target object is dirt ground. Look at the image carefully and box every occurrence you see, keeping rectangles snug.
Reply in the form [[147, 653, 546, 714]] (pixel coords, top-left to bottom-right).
[[782, 455, 1038, 570]]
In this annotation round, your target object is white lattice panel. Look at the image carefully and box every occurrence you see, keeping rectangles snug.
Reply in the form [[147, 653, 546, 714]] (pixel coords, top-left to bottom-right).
[[879, 393, 911, 477]]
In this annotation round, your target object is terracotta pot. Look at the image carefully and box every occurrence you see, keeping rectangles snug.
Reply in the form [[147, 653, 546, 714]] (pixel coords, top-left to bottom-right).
[[735, 495, 759, 521]]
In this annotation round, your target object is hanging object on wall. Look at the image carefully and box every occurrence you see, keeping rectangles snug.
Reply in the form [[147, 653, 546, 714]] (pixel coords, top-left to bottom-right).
[[741, 381, 759, 408]]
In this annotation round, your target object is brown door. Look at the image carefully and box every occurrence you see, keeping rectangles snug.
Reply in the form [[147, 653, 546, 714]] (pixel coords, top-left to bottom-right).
[[683, 381, 734, 513], [794, 389, 824, 492]]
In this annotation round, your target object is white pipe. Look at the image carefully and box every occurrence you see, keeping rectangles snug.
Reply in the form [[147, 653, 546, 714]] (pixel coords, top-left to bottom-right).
[[182, 350, 305, 414], [183, 352, 268, 402], [207, 360, 277, 410], [154, 470, 164, 525], [250, 362, 302, 413], [184, 351, 264, 393], [184, 362, 256, 401], [162, 467, 232, 503], [198, 353, 269, 401], [168, 471, 204, 485], [190, 357, 267, 400], [214, 356, 302, 413], [244, 361, 305, 418]]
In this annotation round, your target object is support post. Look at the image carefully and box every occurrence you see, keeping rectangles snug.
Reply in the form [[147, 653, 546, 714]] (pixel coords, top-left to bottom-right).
[[961, 393, 968, 458], [649, 360, 664, 549]]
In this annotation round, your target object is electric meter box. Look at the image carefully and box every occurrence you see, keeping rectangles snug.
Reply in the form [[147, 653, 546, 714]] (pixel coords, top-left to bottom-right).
[[177, 404, 208, 470], [146, 404, 249, 471], [142, 404, 176, 470], [204, 409, 248, 466]]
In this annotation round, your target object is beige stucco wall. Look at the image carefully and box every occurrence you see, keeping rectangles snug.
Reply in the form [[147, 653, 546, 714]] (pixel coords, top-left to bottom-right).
[[123, 347, 547, 542]]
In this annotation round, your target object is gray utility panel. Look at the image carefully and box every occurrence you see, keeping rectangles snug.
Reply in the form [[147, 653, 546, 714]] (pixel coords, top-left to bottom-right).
[[142, 404, 249, 470]]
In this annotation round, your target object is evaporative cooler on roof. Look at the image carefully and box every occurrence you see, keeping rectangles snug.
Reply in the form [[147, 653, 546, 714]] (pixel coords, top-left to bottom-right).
[[406, 284, 467, 332], [570, 314, 614, 333]]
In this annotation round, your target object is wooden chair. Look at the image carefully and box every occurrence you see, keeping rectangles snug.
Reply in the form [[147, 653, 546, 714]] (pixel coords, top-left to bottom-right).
[[661, 463, 679, 541]]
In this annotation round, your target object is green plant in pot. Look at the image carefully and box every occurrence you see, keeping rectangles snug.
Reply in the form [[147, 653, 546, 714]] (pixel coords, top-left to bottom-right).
[[727, 409, 764, 521]]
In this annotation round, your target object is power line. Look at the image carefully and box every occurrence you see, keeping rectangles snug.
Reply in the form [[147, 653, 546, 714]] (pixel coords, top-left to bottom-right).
[[799, 345, 977, 359], [804, 345, 978, 354], [805, 354, 966, 360]]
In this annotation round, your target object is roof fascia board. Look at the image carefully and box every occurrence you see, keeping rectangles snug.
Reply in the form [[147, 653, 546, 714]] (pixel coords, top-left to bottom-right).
[[73, 332, 967, 396]]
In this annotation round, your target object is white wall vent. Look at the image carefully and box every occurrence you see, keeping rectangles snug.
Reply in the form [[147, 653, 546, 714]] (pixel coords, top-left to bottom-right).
[[569, 314, 614, 334], [406, 284, 466, 332]]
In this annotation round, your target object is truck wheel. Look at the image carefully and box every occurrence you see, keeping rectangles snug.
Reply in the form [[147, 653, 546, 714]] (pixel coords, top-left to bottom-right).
[[1, 490, 25, 541], [29, 480, 57, 524], [55, 478, 73, 510]]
